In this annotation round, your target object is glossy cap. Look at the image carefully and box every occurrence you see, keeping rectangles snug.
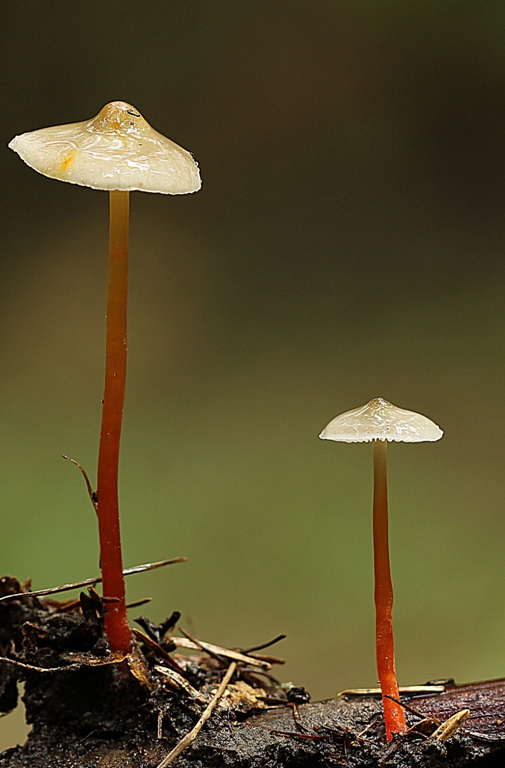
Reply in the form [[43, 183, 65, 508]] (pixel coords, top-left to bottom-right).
[[319, 397, 443, 443], [8, 101, 201, 195]]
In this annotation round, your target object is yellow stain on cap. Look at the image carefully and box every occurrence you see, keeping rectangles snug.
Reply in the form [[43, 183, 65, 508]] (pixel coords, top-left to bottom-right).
[[59, 150, 76, 171]]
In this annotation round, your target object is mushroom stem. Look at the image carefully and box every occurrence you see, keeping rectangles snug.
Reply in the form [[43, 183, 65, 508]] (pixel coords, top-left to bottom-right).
[[97, 189, 132, 653], [372, 439, 406, 740]]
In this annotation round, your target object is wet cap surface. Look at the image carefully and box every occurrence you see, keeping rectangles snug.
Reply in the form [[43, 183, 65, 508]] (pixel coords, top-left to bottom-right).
[[319, 397, 443, 443], [8, 101, 201, 194]]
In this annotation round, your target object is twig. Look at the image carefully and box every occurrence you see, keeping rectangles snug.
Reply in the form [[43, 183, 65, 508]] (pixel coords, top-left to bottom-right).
[[160, 611, 181, 639], [124, 559, 187, 576], [179, 627, 222, 662], [132, 629, 187, 676], [172, 636, 271, 669], [0, 653, 126, 673], [0, 558, 187, 604], [431, 709, 470, 741], [339, 684, 446, 697], [62, 455, 98, 513], [126, 597, 152, 609], [383, 694, 430, 720], [154, 665, 207, 704], [246, 652, 285, 665], [241, 634, 286, 654], [156, 661, 237, 768], [240, 667, 281, 685]]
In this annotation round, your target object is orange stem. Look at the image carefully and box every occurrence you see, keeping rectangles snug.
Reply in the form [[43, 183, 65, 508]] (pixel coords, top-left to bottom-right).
[[372, 439, 406, 740], [97, 189, 132, 653]]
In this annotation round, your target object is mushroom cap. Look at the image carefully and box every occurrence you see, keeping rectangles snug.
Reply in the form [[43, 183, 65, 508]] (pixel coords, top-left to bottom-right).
[[319, 397, 443, 443], [8, 101, 201, 195]]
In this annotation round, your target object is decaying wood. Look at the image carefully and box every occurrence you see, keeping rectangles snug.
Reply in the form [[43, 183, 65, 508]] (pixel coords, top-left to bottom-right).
[[0, 574, 504, 768], [3, 682, 505, 767]]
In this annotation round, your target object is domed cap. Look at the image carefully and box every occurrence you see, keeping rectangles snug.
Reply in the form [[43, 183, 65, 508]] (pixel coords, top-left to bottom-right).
[[319, 397, 443, 443], [8, 101, 201, 195]]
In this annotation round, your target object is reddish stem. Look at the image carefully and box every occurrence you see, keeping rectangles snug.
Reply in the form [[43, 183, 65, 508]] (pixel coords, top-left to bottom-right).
[[372, 439, 406, 741], [97, 189, 132, 653]]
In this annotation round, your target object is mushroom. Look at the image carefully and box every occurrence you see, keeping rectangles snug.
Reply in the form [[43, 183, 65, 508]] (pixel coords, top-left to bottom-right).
[[319, 397, 443, 740], [9, 102, 201, 654]]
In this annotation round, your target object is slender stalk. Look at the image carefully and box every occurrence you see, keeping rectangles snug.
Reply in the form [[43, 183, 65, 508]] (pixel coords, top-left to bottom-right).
[[372, 439, 406, 740], [97, 189, 132, 653]]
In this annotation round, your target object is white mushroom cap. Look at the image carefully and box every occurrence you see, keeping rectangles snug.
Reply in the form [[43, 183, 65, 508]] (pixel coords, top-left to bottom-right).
[[319, 397, 443, 443], [8, 101, 201, 195]]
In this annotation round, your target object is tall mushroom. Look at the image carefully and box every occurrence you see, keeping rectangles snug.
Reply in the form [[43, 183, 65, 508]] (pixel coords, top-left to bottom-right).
[[319, 397, 443, 740], [9, 101, 201, 654]]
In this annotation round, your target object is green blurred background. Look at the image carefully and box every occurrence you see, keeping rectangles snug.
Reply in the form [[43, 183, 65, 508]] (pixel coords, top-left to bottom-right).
[[1, 0, 505, 750]]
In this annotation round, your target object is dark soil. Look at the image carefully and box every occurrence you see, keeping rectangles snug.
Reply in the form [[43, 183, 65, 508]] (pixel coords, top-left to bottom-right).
[[0, 575, 504, 768]]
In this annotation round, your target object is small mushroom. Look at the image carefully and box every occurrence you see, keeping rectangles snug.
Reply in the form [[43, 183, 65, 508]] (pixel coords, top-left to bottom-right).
[[319, 397, 443, 741], [9, 102, 201, 654]]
